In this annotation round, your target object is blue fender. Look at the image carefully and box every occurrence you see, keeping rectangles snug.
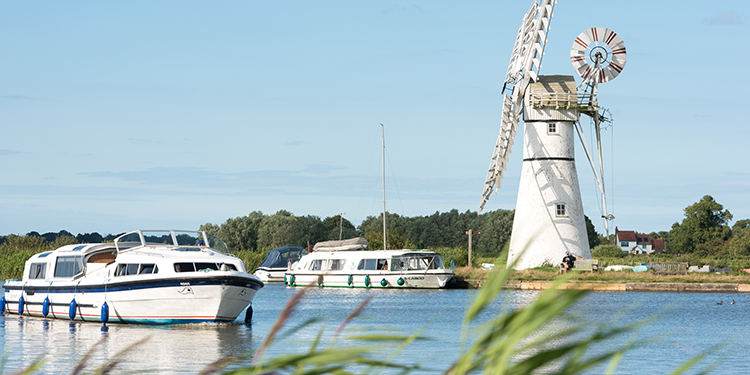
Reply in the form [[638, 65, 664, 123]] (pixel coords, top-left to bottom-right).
[[43, 297, 50, 317], [69, 299, 77, 320], [18, 296, 25, 314], [101, 302, 109, 324]]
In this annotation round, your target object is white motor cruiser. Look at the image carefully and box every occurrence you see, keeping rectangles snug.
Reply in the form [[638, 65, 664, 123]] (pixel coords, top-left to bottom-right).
[[285, 247, 454, 289], [1, 230, 264, 324]]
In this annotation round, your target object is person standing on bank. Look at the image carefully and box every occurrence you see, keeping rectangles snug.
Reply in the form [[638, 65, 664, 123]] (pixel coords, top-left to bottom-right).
[[561, 251, 581, 273]]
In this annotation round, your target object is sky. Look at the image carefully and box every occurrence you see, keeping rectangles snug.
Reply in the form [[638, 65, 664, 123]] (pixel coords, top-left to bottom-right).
[[1, 1, 748, 237]]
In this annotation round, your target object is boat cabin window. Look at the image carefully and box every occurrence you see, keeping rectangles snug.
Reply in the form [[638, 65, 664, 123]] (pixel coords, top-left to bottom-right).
[[195, 262, 219, 272], [392, 255, 444, 271], [139, 264, 158, 274], [174, 262, 196, 272], [116, 263, 159, 276], [54, 255, 84, 278], [173, 262, 236, 272], [29, 263, 47, 279], [357, 259, 388, 271], [328, 259, 345, 271], [309, 259, 323, 271]]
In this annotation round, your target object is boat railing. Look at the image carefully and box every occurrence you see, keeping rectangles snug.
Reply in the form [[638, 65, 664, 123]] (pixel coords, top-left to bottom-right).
[[113, 230, 233, 256]]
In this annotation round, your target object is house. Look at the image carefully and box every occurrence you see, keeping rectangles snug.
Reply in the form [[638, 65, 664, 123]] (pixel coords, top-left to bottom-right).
[[615, 227, 665, 254]]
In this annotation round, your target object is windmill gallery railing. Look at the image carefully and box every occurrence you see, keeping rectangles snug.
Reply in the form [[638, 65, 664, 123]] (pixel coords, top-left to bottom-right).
[[526, 90, 597, 111]]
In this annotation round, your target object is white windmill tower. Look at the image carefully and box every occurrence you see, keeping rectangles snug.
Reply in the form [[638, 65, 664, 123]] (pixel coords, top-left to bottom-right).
[[480, 0, 626, 270]]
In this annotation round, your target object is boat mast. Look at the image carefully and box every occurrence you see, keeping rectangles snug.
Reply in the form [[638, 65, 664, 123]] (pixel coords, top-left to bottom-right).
[[381, 123, 387, 251]]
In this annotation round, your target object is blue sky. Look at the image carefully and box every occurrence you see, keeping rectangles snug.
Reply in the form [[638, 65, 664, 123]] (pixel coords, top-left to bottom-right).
[[1, 1, 748, 237]]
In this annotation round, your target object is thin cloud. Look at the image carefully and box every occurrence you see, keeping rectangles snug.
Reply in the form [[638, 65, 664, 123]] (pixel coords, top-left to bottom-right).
[[705, 11, 743, 25], [284, 139, 311, 146], [0, 149, 20, 156], [302, 164, 346, 175], [0, 95, 40, 100], [381, 5, 428, 15]]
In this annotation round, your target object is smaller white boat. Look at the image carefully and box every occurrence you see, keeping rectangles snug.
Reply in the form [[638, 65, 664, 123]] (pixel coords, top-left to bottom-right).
[[1, 230, 264, 324], [285, 248, 455, 289], [254, 246, 307, 283]]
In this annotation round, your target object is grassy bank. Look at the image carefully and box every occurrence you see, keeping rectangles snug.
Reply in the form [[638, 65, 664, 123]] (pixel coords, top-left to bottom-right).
[[453, 266, 750, 284]]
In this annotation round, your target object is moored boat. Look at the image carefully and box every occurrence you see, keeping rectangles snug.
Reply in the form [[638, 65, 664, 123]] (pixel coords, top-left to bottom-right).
[[1, 230, 264, 324], [254, 246, 307, 283], [285, 248, 454, 289]]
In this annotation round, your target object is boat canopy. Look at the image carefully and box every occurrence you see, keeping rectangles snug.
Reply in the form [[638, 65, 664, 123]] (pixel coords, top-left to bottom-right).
[[313, 237, 368, 252], [258, 246, 307, 269]]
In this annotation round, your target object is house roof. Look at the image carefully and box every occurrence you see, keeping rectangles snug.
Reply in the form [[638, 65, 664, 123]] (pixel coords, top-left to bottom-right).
[[653, 239, 665, 251], [617, 230, 637, 242]]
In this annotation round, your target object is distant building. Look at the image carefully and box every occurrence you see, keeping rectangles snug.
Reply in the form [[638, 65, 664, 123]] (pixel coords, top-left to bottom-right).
[[615, 227, 665, 254]]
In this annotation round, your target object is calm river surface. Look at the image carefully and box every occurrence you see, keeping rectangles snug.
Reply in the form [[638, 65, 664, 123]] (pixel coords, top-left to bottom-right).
[[2, 283, 749, 374]]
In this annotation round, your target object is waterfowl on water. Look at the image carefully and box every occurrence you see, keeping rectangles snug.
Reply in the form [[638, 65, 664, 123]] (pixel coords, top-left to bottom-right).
[[731, 300, 735, 305], [716, 301, 723, 305]]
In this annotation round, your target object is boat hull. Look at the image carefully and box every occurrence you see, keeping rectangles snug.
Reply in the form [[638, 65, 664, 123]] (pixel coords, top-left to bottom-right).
[[285, 271, 454, 289], [3, 275, 262, 324], [254, 268, 287, 283]]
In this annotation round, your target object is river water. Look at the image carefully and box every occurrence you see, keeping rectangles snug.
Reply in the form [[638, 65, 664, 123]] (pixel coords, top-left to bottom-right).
[[1, 283, 749, 374]]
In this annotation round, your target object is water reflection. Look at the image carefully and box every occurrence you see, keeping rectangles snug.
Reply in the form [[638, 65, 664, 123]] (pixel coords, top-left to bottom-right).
[[0, 315, 256, 374]]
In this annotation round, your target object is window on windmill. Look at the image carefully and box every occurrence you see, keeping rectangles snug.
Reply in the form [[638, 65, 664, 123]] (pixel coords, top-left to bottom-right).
[[556, 204, 566, 217], [548, 123, 557, 134]]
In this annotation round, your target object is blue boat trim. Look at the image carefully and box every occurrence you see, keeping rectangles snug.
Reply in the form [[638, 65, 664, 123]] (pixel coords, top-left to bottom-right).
[[3, 276, 263, 294]]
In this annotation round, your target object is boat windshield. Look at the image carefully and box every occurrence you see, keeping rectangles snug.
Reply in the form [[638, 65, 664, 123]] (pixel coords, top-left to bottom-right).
[[258, 246, 307, 268], [205, 233, 230, 254], [392, 254, 445, 271], [114, 230, 230, 254]]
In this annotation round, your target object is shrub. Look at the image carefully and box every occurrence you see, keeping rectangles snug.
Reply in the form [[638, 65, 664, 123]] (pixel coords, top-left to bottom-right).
[[592, 244, 626, 258]]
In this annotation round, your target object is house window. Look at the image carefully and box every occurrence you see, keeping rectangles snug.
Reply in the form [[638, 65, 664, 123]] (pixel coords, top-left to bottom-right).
[[555, 204, 566, 217], [620, 241, 628, 247], [547, 123, 557, 134]]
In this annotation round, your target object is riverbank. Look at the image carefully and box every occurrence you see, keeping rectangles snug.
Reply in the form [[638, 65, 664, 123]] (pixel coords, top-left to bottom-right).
[[452, 266, 750, 293], [454, 279, 750, 293]]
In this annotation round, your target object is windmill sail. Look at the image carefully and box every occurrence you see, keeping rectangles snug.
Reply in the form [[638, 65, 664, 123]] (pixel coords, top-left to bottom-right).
[[480, 0, 556, 213]]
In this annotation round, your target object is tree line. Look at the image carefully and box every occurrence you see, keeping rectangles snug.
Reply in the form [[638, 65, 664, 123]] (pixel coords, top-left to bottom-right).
[[3, 195, 746, 259], [197, 208, 516, 257], [647, 195, 750, 257], [0, 209, 515, 257]]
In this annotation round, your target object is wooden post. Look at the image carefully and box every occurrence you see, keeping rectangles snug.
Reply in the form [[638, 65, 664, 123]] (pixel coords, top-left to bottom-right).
[[466, 230, 481, 268]]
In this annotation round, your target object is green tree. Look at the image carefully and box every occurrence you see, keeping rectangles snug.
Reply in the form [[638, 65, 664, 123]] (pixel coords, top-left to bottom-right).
[[670, 195, 733, 254], [322, 214, 357, 240], [213, 211, 265, 251], [296, 214, 327, 247], [257, 210, 298, 249], [476, 209, 514, 256], [728, 219, 750, 256], [584, 215, 600, 249]]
